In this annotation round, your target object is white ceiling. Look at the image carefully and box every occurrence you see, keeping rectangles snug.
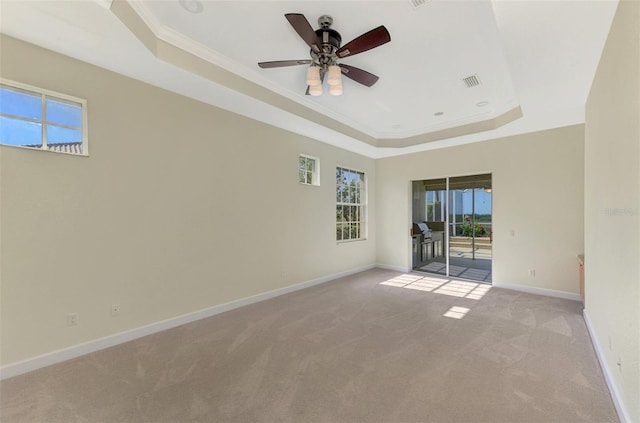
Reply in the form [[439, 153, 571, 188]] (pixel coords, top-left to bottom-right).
[[0, 0, 618, 158]]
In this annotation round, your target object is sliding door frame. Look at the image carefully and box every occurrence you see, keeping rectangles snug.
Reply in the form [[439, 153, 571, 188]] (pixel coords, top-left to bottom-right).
[[410, 171, 492, 281]]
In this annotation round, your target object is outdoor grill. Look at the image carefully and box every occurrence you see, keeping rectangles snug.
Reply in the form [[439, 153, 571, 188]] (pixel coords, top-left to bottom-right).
[[413, 222, 432, 240]]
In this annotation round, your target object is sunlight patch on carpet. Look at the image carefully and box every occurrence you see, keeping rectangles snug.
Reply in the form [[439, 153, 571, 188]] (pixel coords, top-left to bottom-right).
[[380, 274, 491, 300], [443, 306, 470, 319]]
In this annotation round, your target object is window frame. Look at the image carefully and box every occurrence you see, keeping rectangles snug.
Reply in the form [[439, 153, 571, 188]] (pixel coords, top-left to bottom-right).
[[336, 165, 367, 243], [299, 154, 320, 186], [0, 78, 88, 156]]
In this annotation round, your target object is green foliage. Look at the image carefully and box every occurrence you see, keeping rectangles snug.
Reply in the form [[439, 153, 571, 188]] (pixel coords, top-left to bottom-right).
[[460, 221, 486, 236], [474, 214, 492, 223], [336, 223, 361, 241]]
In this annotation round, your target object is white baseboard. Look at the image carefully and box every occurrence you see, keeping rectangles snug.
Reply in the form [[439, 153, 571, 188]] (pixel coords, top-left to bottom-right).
[[492, 281, 582, 301], [583, 309, 630, 423], [0, 264, 376, 381], [375, 263, 411, 273]]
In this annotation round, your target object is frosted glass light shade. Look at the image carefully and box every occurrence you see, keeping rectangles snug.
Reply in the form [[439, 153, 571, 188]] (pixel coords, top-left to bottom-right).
[[306, 67, 321, 86], [329, 83, 343, 96], [327, 65, 342, 86], [309, 84, 323, 96]]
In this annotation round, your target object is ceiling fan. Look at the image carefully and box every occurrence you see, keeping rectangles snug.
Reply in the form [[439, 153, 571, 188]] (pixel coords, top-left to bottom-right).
[[258, 14, 391, 96]]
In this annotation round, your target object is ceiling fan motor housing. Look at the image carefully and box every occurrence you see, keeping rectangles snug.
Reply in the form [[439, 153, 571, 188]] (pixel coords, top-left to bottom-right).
[[313, 28, 342, 67], [312, 15, 342, 68]]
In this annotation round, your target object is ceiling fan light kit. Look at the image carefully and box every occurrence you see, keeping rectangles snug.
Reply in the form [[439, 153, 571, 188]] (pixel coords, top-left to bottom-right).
[[327, 65, 342, 86], [258, 13, 391, 97], [306, 67, 322, 86], [309, 84, 323, 97], [329, 84, 343, 96]]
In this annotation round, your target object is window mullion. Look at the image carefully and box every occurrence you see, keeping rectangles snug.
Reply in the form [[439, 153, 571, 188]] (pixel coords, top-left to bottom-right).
[[45, 122, 82, 131], [41, 93, 47, 149], [0, 112, 42, 124]]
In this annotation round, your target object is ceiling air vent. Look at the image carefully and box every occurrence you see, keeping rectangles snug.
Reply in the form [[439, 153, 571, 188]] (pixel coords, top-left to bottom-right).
[[409, 0, 430, 8], [463, 74, 481, 88]]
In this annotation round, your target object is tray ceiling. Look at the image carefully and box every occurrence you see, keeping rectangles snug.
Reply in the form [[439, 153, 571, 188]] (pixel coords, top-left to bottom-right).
[[0, 0, 618, 158]]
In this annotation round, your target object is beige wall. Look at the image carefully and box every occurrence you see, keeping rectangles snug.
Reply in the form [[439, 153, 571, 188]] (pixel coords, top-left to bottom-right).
[[376, 125, 585, 295], [0, 36, 376, 366], [584, 1, 640, 421], [2, 14, 638, 421]]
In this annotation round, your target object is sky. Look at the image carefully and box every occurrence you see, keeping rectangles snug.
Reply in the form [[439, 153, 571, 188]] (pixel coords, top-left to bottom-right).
[[0, 85, 83, 147], [428, 188, 492, 216], [462, 189, 491, 215]]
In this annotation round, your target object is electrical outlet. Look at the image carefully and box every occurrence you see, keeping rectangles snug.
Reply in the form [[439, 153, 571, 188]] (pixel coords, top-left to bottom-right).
[[528, 269, 536, 277], [111, 303, 120, 316], [67, 312, 79, 326]]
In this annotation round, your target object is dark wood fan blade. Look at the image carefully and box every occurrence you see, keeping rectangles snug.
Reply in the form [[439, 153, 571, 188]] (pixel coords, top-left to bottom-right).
[[336, 25, 391, 58], [338, 64, 379, 87], [258, 60, 312, 69], [285, 13, 322, 53]]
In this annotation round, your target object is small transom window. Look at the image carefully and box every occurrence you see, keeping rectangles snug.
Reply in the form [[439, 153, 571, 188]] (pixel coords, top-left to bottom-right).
[[299, 154, 320, 186], [0, 79, 88, 155]]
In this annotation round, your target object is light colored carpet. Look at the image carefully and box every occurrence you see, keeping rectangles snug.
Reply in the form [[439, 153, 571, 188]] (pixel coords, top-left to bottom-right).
[[0, 269, 618, 423]]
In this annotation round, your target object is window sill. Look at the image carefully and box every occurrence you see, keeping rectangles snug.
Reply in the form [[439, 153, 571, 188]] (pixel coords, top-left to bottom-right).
[[0, 143, 88, 157], [337, 238, 367, 244]]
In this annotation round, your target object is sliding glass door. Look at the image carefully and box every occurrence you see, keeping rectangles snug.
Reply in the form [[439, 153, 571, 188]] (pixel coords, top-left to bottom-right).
[[412, 179, 447, 275], [448, 175, 492, 282], [412, 174, 492, 282]]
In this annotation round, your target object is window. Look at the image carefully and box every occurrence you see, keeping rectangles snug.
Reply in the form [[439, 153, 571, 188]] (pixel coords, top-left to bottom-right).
[[336, 166, 366, 241], [0, 79, 87, 155], [299, 154, 319, 186]]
